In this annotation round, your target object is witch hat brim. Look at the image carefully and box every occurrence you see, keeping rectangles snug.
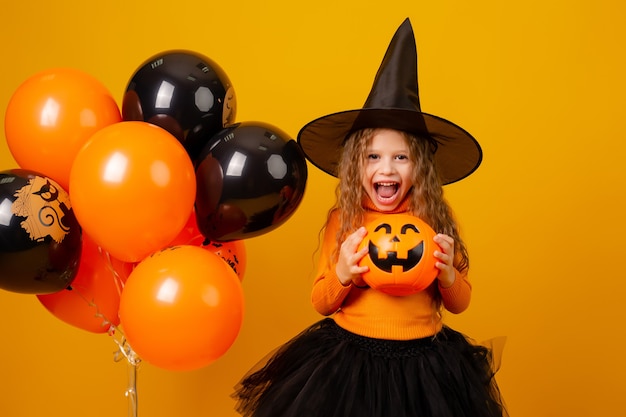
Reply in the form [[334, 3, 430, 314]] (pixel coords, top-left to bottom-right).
[[296, 18, 482, 185]]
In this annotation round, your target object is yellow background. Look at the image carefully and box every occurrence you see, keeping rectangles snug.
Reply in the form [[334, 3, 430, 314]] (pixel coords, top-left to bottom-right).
[[1, 0, 625, 416]]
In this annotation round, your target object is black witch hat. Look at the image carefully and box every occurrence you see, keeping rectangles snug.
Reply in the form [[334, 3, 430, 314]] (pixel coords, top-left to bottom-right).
[[296, 18, 482, 185]]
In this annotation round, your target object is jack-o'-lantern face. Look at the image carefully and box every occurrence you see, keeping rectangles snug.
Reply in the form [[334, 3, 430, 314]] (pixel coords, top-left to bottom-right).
[[367, 222, 424, 273], [359, 214, 439, 296]]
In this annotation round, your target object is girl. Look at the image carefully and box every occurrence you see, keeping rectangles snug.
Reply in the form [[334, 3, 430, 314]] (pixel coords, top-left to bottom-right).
[[233, 18, 507, 417]]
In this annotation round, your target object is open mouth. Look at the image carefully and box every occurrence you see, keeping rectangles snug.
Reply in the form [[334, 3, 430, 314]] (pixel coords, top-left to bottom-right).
[[374, 182, 399, 202]]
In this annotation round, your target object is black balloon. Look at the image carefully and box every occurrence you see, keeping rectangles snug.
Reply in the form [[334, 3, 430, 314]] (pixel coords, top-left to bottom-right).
[[0, 169, 81, 294], [122, 50, 237, 161], [195, 121, 308, 241]]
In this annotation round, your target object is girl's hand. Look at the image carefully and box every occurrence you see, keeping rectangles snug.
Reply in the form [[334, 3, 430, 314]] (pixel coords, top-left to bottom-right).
[[335, 227, 369, 286], [433, 233, 455, 288]]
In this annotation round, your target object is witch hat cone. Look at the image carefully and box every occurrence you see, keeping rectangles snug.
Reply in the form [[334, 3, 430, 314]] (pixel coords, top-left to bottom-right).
[[297, 18, 481, 185]]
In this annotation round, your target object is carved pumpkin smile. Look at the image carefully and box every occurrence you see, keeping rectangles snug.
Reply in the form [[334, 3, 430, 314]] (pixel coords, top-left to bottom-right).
[[359, 214, 439, 296], [367, 223, 424, 273]]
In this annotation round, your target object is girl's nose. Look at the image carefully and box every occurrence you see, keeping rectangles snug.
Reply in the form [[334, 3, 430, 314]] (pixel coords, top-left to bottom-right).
[[380, 158, 395, 174]]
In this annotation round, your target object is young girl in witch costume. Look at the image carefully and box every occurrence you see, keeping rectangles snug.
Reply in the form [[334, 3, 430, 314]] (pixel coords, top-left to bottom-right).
[[233, 18, 507, 417]]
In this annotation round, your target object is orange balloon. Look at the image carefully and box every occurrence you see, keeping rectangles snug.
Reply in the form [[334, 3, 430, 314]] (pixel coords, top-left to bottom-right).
[[37, 234, 134, 333], [69, 121, 196, 262], [119, 245, 245, 371], [168, 210, 209, 247], [4, 68, 122, 190], [204, 239, 247, 281], [169, 211, 247, 280]]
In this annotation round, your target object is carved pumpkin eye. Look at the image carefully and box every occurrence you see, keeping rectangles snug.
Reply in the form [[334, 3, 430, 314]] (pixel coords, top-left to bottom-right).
[[358, 214, 440, 296]]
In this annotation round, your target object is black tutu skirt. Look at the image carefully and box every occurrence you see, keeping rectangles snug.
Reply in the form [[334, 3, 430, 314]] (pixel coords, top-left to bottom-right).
[[233, 318, 507, 417]]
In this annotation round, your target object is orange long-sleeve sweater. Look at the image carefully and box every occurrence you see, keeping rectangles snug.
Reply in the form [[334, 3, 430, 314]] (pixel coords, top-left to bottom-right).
[[311, 198, 472, 340]]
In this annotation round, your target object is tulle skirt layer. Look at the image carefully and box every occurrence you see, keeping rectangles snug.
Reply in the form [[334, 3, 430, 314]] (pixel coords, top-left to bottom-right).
[[233, 318, 507, 417]]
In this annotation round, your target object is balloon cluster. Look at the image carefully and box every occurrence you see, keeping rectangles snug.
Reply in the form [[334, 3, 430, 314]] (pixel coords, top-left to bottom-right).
[[0, 50, 308, 371]]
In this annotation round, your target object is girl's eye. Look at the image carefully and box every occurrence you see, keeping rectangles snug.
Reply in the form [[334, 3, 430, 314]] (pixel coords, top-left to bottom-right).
[[396, 154, 408, 160], [367, 153, 379, 160]]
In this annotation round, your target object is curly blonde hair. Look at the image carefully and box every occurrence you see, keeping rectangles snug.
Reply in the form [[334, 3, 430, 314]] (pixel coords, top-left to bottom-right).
[[327, 128, 469, 273]]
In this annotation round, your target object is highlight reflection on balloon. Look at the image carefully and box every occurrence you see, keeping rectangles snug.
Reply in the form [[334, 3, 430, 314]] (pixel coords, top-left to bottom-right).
[[0, 169, 81, 294], [69, 121, 196, 263], [4, 68, 122, 190], [122, 50, 236, 161], [119, 245, 244, 371], [195, 121, 308, 241]]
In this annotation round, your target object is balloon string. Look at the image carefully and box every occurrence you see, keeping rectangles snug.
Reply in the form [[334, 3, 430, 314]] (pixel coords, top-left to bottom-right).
[[73, 246, 141, 416], [71, 287, 141, 416], [109, 324, 140, 417], [70, 286, 116, 334], [124, 341, 139, 417], [97, 246, 141, 417], [97, 246, 127, 297]]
